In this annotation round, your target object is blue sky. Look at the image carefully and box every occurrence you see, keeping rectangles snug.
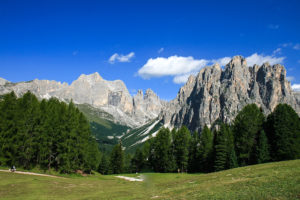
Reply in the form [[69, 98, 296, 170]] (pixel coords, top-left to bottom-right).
[[1, 0, 300, 100]]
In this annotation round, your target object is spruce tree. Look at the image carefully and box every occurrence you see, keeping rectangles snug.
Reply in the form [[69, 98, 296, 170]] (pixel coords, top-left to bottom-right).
[[214, 123, 236, 171], [233, 104, 264, 166], [265, 104, 300, 161], [255, 130, 270, 163], [110, 143, 124, 174], [198, 125, 214, 172], [188, 131, 201, 173], [151, 128, 175, 172], [173, 126, 191, 172]]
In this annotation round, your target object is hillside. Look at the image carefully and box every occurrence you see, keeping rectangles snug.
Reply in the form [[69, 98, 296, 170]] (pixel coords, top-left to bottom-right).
[[0, 160, 299, 199]]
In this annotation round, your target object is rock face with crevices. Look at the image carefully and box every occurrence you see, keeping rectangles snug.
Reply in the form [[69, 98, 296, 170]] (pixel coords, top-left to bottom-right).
[[161, 56, 300, 132]]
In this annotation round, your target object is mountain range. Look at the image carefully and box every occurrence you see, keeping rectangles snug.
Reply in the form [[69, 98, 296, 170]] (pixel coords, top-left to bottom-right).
[[1, 56, 299, 151]]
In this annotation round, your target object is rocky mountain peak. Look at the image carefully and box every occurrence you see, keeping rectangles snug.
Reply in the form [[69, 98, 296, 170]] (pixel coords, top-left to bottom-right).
[[161, 56, 300, 132], [77, 72, 103, 83]]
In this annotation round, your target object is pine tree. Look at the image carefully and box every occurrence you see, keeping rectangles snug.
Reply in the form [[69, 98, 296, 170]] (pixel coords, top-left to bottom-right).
[[98, 154, 110, 175], [233, 104, 264, 166], [0, 92, 18, 166], [110, 143, 124, 174], [173, 126, 191, 172], [198, 125, 214, 172], [188, 131, 201, 173], [150, 128, 175, 172], [131, 148, 145, 173], [214, 123, 236, 171], [255, 130, 270, 163], [265, 104, 300, 161]]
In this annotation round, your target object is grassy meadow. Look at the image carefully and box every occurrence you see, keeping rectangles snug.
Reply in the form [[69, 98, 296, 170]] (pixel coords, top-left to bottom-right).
[[0, 160, 299, 200]]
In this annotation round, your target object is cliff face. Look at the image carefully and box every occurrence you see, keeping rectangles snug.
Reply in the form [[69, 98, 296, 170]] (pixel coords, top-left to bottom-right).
[[0, 72, 165, 127], [161, 56, 300, 132]]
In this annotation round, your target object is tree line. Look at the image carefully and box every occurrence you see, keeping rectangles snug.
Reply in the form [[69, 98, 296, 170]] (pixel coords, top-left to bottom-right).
[[0, 92, 100, 173], [103, 103, 300, 174], [1, 91, 299, 175]]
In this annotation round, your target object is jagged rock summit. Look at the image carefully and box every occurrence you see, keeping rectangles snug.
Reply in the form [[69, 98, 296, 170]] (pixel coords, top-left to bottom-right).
[[0, 72, 165, 127], [161, 55, 300, 132]]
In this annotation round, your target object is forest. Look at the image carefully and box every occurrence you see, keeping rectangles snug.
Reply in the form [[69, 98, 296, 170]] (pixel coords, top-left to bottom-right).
[[0, 92, 299, 174]]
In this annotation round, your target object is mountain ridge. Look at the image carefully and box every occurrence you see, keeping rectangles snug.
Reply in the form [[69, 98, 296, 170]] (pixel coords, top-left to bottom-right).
[[160, 55, 300, 132], [0, 72, 165, 128]]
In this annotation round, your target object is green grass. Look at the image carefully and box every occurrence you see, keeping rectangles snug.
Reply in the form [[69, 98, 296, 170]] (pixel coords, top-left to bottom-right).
[[0, 160, 299, 200]]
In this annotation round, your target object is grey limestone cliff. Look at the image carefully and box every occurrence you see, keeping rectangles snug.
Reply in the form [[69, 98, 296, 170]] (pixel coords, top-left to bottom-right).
[[161, 56, 300, 132]]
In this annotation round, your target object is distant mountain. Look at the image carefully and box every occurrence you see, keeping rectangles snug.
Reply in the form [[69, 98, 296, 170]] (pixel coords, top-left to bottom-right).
[[1, 55, 299, 150], [161, 56, 300, 132], [0, 72, 166, 128]]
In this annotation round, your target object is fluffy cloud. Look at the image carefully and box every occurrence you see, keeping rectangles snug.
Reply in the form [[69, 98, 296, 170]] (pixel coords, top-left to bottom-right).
[[109, 52, 135, 63], [292, 84, 300, 91], [245, 53, 285, 66], [138, 55, 208, 80], [138, 53, 286, 84]]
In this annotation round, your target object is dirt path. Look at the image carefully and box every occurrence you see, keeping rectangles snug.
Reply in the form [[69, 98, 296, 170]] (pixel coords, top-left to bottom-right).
[[0, 169, 65, 179], [115, 175, 144, 182]]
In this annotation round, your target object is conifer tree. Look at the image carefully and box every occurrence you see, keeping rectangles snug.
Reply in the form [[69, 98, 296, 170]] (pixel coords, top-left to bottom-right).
[[255, 130, 270, 163], [98, 154, 110, 175], [198, 125, 214, 172], [151, 128, 175, 172], [233, 104, 264, 166], [188, 131, 201, 173], [265, 104, 300, 161], [110, 143, 124, 174], [173, 126, 191, 172], [214, 123, 236, 171]]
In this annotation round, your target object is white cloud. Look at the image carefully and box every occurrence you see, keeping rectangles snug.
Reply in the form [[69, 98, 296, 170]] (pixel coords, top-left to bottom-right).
[[138, 55, 209, 79], [273, 48, 281, 55], [293, 44, 300, 50], [138, 53, 285, 84], [245, 53, 285, 66], [211, 57, 231, 66], [292, 84, 300, 91], [268, 24, 279, 29], [158, 48, 164, 53], [109, 52, 135, 63], [287, 76, 294, 81]]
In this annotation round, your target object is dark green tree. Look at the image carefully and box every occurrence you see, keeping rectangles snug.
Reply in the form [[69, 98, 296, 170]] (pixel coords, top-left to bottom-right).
[[265, 104, 300, 161], [150, 128, 175, 172], [110, 143, 124, 174], [214, 123, 237, 171], [188, 131, 201, 173], [0, 92, 18, 166], [255, 130, 270, 164], [198, 125, 214, 172], [98, 154, 110, 175], [131, 148, 145, 173], [173, 126, 191, 172], [233, 104, 264, 166]]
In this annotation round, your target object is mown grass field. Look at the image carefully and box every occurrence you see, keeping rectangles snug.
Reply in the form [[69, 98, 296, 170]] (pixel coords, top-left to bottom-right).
[[0, 160, 299, 200]]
